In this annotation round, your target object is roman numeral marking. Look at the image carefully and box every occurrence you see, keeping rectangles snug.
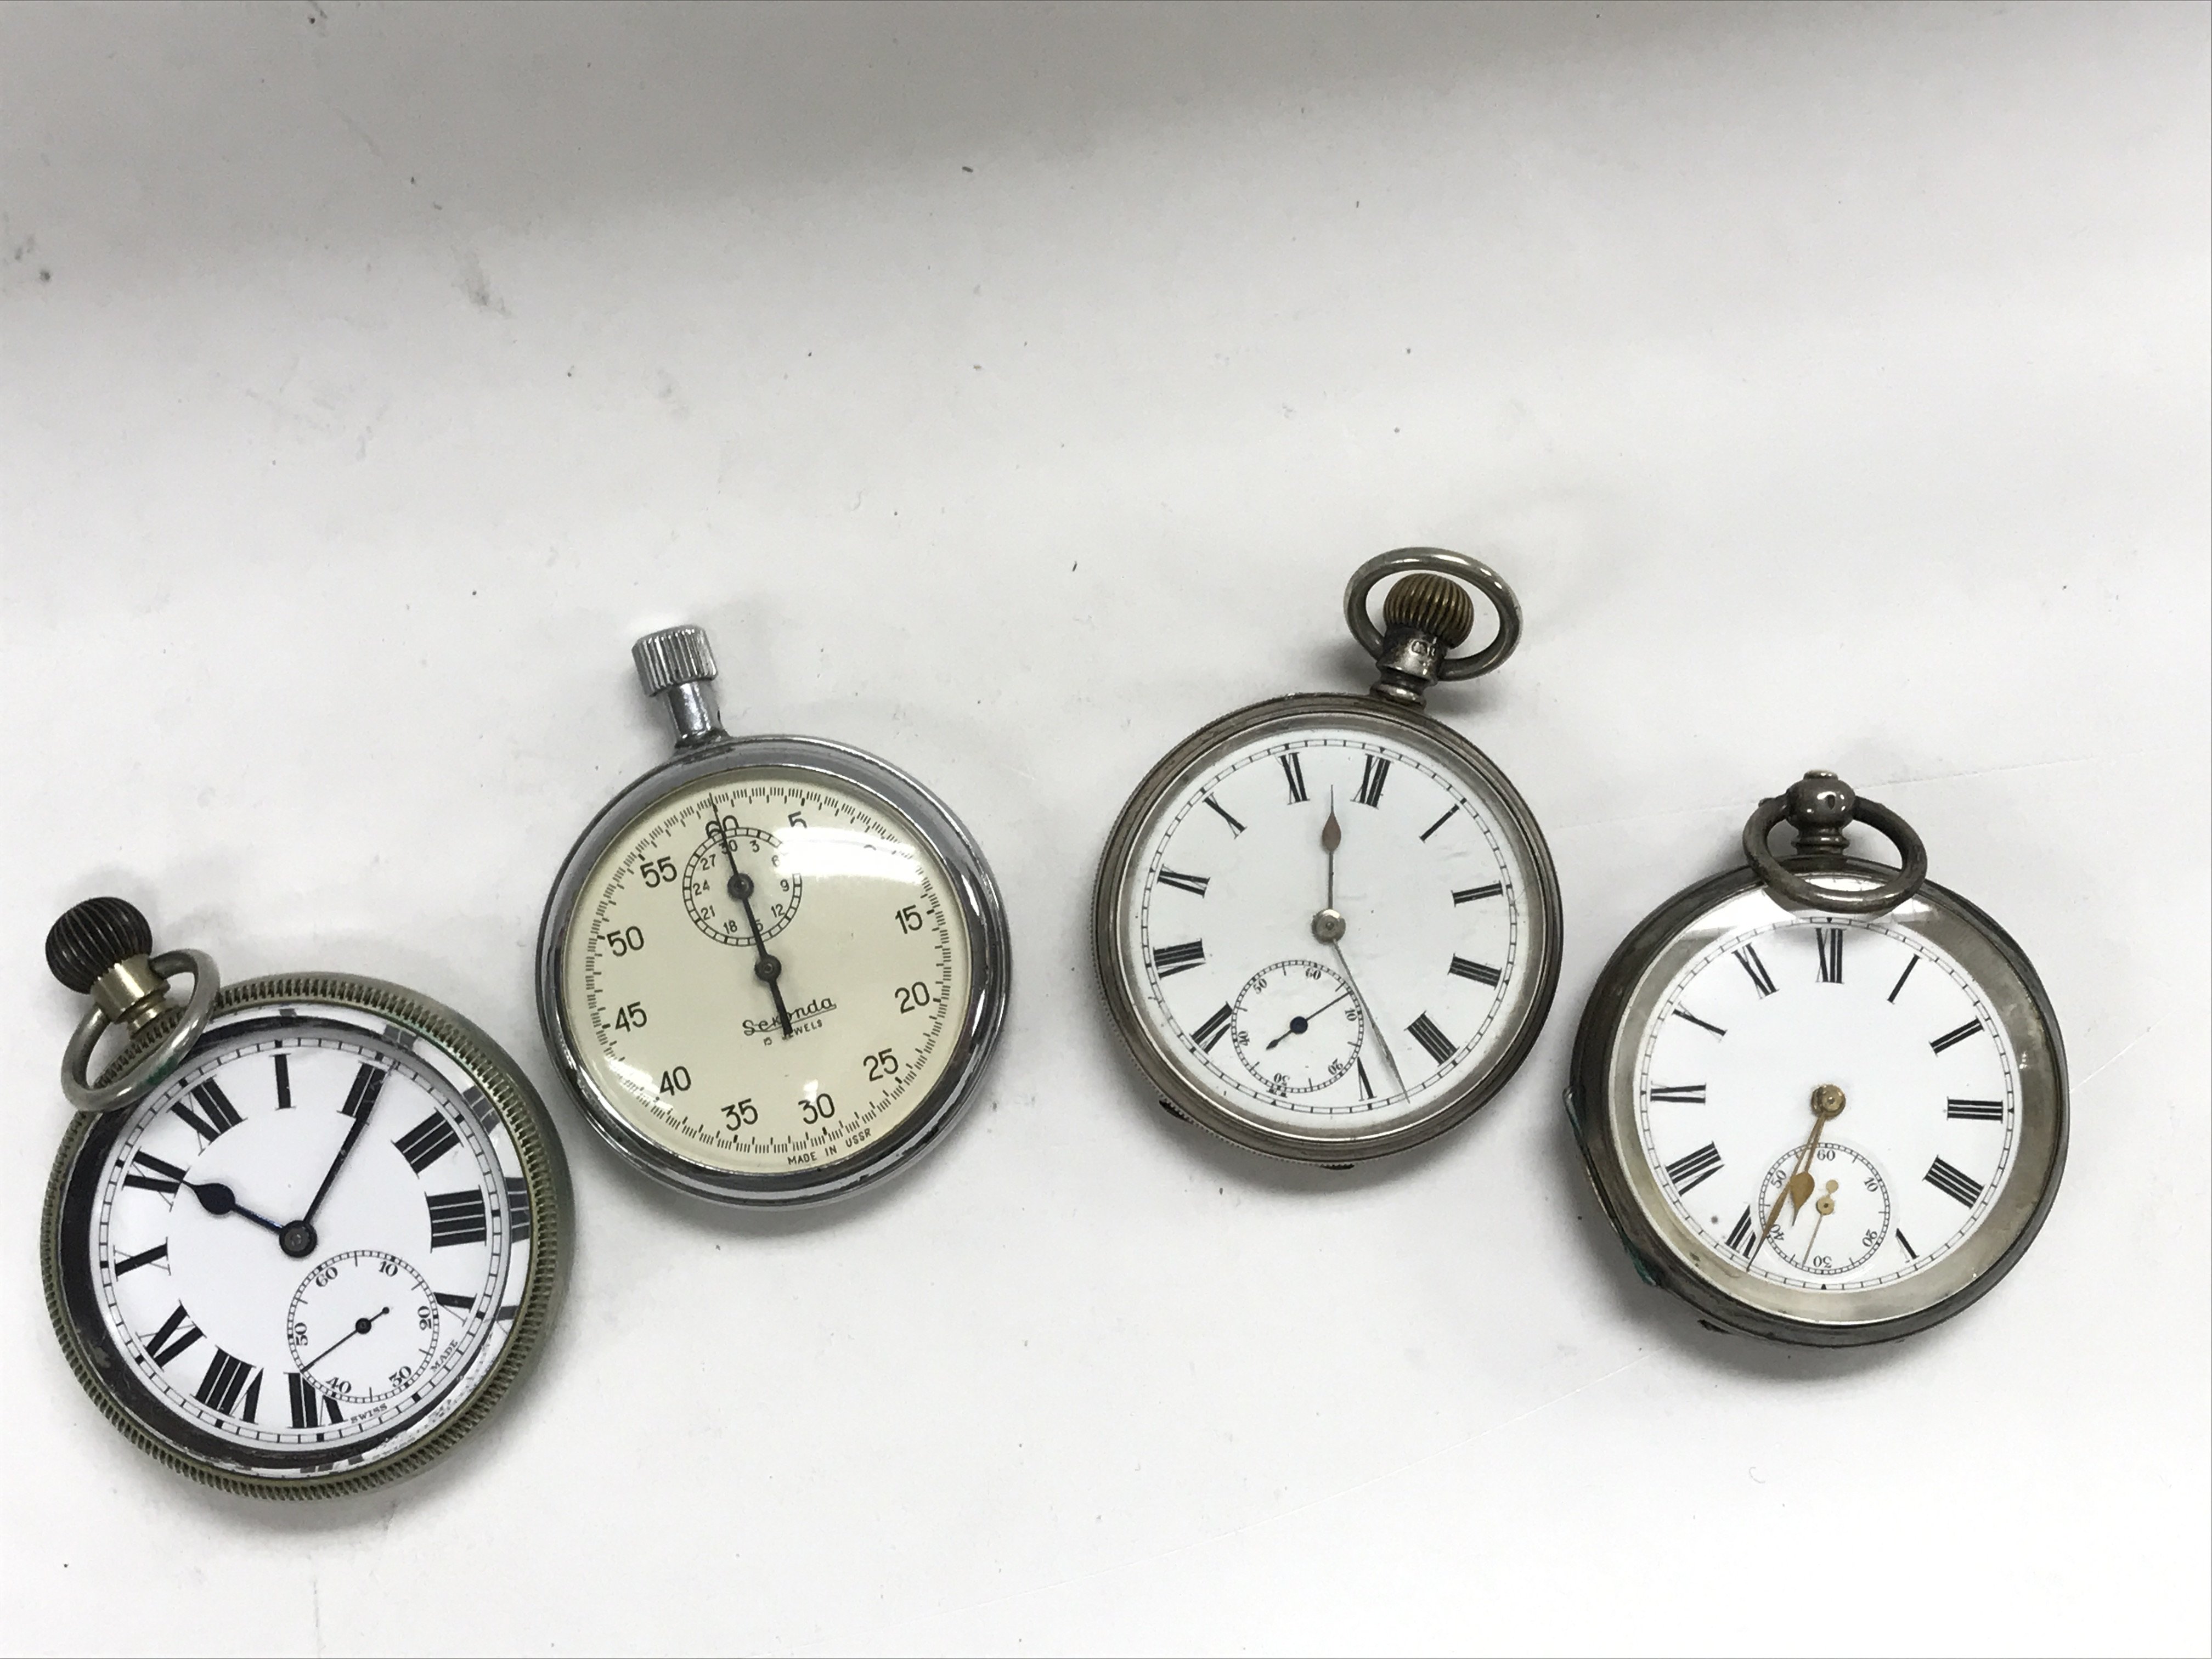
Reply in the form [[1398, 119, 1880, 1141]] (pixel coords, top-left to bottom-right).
[[1925, 1157, 1984, 1207], [1280, 752, 1308, 803], [434, 1291, 477, 1312], [426, 1189, 489, 1249], [273, 1052, 293, 1109], [1649, 1084, 1707, 1104], [1895, 1229, 1917, 1260], [1151, 940, 1206, 978], [1354, 755, 1390, 808], [340, 1063, 388, 1122], [1453, 883, 1503, 904], [1420, 804, 1460, 842], [1887, 955, 1919, 1004], [1724, 1207, 1757, 1256], [1663, 1142, 1724, 1195], [286, 1372, 343, 1428], [123, 1152, 187, 1197], [1672, 1008, 1727, 1038], [392, 1111, 461, 1173], [1816, 927, 1844, 984], [145, 1305, 204, 1367], [1201, 794, 1245, 836], [172, 1080, 243, 1146], [1355, 1057, 1374, 1099], [1448, 956, 1503, 988], [1406, 1013, 1457, 1066], [112, 1243, 170, 1276], [1733, 945, 1778, 997], [506, 1177, 533, 1243], [194, 1349, 262, 1420], [1946, 1098, 2005, 1121], [1190, 1004, 1235, 1053], [1155, 868, 1210, 898], [1930, 1019, 1983, 1055]]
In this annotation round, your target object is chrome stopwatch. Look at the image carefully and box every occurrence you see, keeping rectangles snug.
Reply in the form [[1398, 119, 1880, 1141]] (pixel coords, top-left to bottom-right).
[[40, 898, 571, 1497], [1093, 548, 1563, 1164], [537, 624, 1012, 1205], [1567, 771, 2068, 1346]]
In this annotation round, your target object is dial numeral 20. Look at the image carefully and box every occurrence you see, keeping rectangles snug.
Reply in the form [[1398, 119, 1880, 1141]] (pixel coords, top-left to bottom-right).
[[895, 981, 934, 1013]]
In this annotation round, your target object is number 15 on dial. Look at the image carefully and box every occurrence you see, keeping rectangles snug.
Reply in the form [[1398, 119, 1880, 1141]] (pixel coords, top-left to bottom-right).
[[538, 624, 1012, 1206]]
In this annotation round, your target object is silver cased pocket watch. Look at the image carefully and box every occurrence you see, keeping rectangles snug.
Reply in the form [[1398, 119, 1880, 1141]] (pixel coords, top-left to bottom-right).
[[537, 624, 1012, 1206], [1567, 772, 2068, 1346], [41, 898, 571, 1498], [1093, 549, 1564, 1165]]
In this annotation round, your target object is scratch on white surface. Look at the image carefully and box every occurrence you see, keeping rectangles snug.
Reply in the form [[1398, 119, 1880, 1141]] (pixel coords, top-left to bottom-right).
[[312, 1573, 324, 1657], [858, 1352, 1655, 1646], [2078, 1019, 2163, 1089]]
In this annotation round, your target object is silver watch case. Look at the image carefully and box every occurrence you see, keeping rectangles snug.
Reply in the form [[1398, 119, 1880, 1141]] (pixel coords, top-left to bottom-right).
[[1093, 692, 1563, 1164], [537, 733, 1012, 1206], [1566, 856, 2068, 1346]]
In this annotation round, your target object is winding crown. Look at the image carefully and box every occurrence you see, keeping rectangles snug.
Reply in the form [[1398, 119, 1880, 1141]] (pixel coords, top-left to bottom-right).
[[47, 896, 154, 993], [632, 625, 718, 699], [1382, 572, 1476, 648]]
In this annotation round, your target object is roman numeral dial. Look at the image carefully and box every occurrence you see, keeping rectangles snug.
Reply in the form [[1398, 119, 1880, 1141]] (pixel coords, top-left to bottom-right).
[[1631, 915, 2020, 1297], [1119, 723, 1542, 1140]]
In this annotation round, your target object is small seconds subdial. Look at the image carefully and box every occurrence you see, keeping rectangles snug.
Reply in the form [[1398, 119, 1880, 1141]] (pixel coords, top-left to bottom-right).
[[287, 1250, 440, 1406], [1752, 1142, 1892, 1276], [1124, 726, 1533, 1131], [1229, 960, 1364, 1094]]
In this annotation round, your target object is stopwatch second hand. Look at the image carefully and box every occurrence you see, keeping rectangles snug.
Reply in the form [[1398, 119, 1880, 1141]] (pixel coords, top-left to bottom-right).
[[712, 800, 793, 1039], [1327, 940, 1407, 1095]]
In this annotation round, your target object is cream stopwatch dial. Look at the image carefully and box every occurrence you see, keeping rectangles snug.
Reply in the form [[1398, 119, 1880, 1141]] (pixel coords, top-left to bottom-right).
[[42, 898, 569, 1498], [1094, 551, 1562, 1164], [539, 625, 1011, 1206], [1568, 772, 2068, 1347]]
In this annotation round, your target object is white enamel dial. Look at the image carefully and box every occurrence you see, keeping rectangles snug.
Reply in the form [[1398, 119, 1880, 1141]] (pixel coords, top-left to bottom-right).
[[1114, 720, 1547, 1142], [560, 766, 973, 1180], [1633, 912, 2021, 1294], [83, 1006, 533, 1471]]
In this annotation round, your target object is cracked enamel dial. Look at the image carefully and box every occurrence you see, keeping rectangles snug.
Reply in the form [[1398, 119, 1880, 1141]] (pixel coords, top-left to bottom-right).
[[559, 770, 971, 1186], [1096, 700, 1561, 1163], [44, 982, 568, 1494]]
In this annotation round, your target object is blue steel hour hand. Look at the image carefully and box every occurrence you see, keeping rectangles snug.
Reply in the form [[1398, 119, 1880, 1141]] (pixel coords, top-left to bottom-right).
[[186, 1180, 285, 1237]]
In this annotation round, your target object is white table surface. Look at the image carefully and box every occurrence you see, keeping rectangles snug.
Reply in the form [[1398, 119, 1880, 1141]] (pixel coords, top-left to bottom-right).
[[3, 5, 2206, 1654]]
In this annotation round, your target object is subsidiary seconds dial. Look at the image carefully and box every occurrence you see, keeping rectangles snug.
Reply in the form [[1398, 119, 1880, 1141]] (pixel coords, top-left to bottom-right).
[[564, 770, 969, 1181]]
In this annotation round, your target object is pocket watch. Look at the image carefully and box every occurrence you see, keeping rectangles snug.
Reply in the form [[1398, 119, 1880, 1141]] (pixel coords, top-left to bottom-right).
[[537, 624, 1012, 1205], [41, 897, 571, 1497], [1566, 771, 2068, 1346], [1092, 548, 1563, 1164]]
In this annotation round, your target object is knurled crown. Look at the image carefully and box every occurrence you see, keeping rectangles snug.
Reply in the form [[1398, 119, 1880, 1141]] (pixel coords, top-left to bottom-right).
[[1383, 572, 1476, 649], [47, 896, 153, 992], [632, 625, 718, 698]]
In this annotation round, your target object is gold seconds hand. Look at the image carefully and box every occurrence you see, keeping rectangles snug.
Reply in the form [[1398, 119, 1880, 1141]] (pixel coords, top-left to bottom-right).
[[1745, 1084, 1846, 1271]]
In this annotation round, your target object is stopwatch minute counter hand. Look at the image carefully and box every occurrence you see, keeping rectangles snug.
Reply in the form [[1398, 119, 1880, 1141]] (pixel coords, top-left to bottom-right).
[[711, 801, 794, 1039]]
